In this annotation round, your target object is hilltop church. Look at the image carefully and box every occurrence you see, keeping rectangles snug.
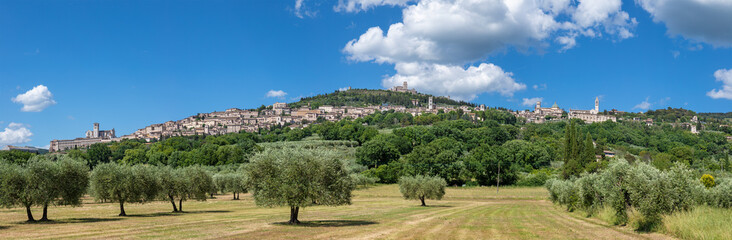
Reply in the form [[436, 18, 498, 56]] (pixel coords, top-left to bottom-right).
[[568, 97, 616, 123]]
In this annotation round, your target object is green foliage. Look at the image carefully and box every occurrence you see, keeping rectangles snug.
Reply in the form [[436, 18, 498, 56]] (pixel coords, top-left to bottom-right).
[[157, 166, 186, 212], [90, 163, 158, 216], [213, 171, 247, 200], [516, 169, 554, 187], [465, 145, 516, 186], [356, 138, 400, 168], [625, 163, 670, 230], [245, 148, 355, 224], [290, 89, 474, 109], [87, 143, 112, 168], [350, 173, 378, 188], [0, 156, 89, 221], [562, 122, 596, 179], [0, 163, 35, 221], [182, 165, 215, 203], [0, 150, 36, 164], [707, 178, 732, 208], [576, 173, 602, 216], [398, 175, 447, 206]]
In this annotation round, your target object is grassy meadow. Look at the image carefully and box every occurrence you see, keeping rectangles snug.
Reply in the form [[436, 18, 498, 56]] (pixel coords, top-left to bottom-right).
[[0, 185, 677, 240]]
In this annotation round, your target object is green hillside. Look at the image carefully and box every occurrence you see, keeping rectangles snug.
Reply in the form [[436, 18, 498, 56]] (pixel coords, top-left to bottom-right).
[[287, 89, 476, 109]]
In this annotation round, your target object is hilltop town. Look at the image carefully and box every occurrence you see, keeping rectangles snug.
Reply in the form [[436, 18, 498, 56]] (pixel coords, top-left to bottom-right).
[[50, 82, 485, 152], [48, 82, 718, 152]]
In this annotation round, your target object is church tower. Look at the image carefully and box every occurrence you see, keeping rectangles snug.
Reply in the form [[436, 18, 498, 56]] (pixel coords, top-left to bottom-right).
[[595, 97, 599, 113], [93, 123, 100, 138]]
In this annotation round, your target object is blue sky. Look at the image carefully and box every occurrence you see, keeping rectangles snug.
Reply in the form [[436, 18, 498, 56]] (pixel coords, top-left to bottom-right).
[[1, 0, 731, 148]]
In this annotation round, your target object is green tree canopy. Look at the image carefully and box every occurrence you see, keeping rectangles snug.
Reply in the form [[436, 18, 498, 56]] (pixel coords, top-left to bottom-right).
[[398, 175, 447, 206], [245, 148, 355, 224]]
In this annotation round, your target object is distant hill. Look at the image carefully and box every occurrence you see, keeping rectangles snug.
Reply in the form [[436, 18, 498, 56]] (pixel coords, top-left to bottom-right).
[[287, 89, 476, 109]]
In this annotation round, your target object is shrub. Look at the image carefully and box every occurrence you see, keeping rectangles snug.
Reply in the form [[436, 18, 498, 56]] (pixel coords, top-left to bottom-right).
[[597, 160, 632, 225], [516, 169, 553, 187], [626, 163, 671, 231], [701, 174, 715, 189], [665, 163, 702, 212], [350, 173, 378, 188], [709, 178, 732, 208], [555, 179, 579, 212], [576, 173, 602, 216]]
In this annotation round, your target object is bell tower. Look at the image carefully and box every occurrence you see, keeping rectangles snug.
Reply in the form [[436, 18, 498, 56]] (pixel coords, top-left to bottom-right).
[[93, 123, 100, 138], [594, 97, 599, 113]]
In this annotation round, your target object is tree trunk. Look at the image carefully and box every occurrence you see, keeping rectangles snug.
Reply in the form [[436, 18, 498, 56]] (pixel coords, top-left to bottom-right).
[[420, 196, 426, 206], [119, 201, 127, 216], [169, 195, 178, 212], [237, 192, 240, 200], [179, 199, 183, 212], [40, 203, 49, 221], [288, 206, 300, 224], [233, 192, 236, 200], [25, 205, 35, 222]]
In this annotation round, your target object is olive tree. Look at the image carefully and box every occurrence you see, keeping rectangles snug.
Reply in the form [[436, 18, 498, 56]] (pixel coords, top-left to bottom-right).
[[178, 165, 214, 212], [398, 175, 447, 206], [214, 172, 247, 200], [26, 158, 61, 221], [0, 163, 36, 221], [37, 156, 89, 221], [90, 163, 159, 216], [158, 166, 185, 212], [245, 148, 355, 224]]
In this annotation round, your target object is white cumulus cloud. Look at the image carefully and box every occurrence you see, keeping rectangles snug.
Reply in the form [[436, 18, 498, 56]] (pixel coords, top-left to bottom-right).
[[636, 0, 732, 47], [522, 97, 544, 106], [12, 85, 57, 112], [0, 122, 33, 146], [266, 90, 288, 98], [382, 62, 525, 101], [343, 0, 635, 100], [344, 0, 635, 64], [707, 69, 732, 100]]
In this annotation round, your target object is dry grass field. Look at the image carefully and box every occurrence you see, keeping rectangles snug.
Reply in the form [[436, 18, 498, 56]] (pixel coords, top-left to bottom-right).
[[0, 185, 672, 240]]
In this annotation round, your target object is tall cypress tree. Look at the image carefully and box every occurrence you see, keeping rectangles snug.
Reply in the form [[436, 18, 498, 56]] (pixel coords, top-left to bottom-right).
[[582, 133, 595, 165]]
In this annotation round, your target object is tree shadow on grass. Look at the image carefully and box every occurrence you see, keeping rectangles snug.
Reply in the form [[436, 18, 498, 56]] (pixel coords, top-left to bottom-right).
[[127, 210, 232, 218], [422, 205, 453, 208], [273, 220, 378, 227], [17, 218, 122, 225]]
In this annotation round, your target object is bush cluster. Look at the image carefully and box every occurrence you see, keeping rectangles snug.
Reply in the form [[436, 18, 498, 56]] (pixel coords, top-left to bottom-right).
[[546, 160, 730, 230]]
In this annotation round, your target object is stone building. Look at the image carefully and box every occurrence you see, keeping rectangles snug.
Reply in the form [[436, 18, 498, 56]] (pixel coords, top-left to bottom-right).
[[568, 97, 616, 123], [50, 123, 118, 152], [389, 81, 417, 94]]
